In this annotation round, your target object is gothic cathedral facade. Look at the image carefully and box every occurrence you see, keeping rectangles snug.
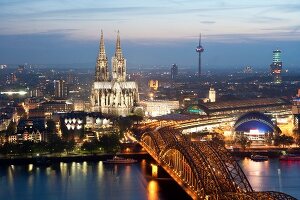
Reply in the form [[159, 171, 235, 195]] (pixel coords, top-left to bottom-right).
[[91, 31, 139, 116]]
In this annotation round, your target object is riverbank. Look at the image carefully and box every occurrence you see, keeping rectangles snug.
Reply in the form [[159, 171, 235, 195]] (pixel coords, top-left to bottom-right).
[[231, 147, 300, 158], [0, 152, 152, 165], [2, 147, 300, 165]]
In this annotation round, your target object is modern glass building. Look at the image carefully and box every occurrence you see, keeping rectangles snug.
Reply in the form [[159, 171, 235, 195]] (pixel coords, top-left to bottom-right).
[[270, 49, 283, 84]]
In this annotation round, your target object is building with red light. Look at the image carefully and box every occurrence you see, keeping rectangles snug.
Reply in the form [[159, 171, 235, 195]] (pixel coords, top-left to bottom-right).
[[270, 49, 282, 84]]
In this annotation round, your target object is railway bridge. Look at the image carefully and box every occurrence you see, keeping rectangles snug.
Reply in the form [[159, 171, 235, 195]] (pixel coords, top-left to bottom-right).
[[139, 126, 296, 200]]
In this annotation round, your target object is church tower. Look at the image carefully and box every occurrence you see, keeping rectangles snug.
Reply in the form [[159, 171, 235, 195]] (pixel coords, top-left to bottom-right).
[[91, 30, 139, 116], [95, 30, 109, 81], [208, 87, 216, 102], [112, 31, 126, 82]]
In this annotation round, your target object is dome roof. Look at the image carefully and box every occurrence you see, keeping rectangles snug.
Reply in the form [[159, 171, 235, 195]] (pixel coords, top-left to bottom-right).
[[234, 112, 275, 133]]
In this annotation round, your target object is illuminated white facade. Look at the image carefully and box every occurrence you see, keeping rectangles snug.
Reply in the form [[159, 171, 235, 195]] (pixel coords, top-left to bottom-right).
[[208, 87, 216, 102], [141, 100, 179, 117], [8, 131, 42, 143], [91, 31, 139, 116], [63, 116, 111, 130], [243, 129, 265, 141]]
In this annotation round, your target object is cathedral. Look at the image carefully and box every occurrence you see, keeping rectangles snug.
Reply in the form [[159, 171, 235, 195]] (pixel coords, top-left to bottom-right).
[[90, 30, 139, 116]]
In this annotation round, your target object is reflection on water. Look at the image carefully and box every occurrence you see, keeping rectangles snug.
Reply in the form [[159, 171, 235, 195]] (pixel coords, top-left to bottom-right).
[[1, 159, 298, 200], [239, 158, 300, 198], [148, 180, 159, 200], [0, 161, 190, 200]]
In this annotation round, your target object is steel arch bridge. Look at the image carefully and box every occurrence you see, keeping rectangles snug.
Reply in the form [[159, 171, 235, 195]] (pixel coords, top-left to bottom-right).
[[139, 126, 296, 200]]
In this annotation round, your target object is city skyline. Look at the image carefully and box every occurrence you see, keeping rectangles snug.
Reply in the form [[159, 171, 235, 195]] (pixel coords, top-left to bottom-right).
[[1, 1, 300, 68], [1, 1, 300, 200]]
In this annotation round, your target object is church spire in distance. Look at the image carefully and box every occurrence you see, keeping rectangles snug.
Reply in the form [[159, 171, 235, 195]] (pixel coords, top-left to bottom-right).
[[95, 29, 109, 81], [112, 30, 126, 81], [115, 30, 123, 58], [99, 29, 106, 59]]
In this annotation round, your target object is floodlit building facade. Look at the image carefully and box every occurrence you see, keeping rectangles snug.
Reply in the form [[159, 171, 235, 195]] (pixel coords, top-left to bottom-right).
[[91, 31, 139, 116]]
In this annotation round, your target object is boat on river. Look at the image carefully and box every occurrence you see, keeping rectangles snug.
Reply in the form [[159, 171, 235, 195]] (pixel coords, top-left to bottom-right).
[[103, 156, 137, 164], [280, 154, 300, 161], [250, 154, 268, 161]]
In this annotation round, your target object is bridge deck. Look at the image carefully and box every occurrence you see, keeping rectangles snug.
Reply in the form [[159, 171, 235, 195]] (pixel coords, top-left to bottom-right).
[[139, 126, 297, 200]]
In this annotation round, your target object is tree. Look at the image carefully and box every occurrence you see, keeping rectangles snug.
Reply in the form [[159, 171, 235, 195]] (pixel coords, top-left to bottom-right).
[[46, 119, 56, 134], [99, 134, 121, 153], [0, 131, 6, 144], [295, 135, 300, 147], [17, 106, 26, 117], [274, 134, 294, 147], [6, 121, 17, 135], [116, 117, 134, 136], [235, 135, 252, 151], [1, 143, 13, 155], [129, 114, 143, 124], [133, 108, 144, 118], [81, 139, 100, 154], [31, 141, 48, 154], [64, 139, 75, 154], [47, 135, 65, 154], [20, 141, 34, 156]]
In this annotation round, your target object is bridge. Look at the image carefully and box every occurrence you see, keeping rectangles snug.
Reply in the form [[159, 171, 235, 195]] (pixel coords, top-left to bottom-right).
[[139, 126, 296, 200]]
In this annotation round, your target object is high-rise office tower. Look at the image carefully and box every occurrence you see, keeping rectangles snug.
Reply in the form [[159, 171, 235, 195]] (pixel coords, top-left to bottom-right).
[[171, 64, 178, 80], [54, 80, 67, 98], [270, 49, 282, 84], [195, 34, 204, 77]]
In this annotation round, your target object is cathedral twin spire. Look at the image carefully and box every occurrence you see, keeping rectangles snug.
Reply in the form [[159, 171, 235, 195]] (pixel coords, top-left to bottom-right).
[[99, 30, 106, 59], [95, 30, 109, 81], [115, 30, 123, 59], [95, 30, 126, 82]]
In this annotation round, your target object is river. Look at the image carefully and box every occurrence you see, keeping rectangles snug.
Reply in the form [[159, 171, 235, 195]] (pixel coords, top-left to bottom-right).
[[0, 158, 299, 200]]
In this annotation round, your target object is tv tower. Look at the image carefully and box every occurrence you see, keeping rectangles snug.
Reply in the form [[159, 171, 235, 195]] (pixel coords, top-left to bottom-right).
[[195, 33, 204, 77]]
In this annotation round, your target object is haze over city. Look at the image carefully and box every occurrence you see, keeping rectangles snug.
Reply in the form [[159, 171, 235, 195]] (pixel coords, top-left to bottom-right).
[[1, 1, 300, 200], [1, 0, 300, 68]]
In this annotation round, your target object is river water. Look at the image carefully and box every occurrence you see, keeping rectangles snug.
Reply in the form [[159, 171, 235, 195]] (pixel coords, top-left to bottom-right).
[[0, 158, 299, 200], [240, 158, 300, 198]]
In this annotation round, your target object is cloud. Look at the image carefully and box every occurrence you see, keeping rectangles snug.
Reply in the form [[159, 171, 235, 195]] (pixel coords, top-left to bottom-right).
[[3, 6, 161, 19], [278, 4, 300, 12], [200, 21, 216, 24], [0, 0, 40, 6], [1, 1, 300, 44], [260, 25, 300, 32], [206, 32, 300, 43], [29, 18, 128, 22], [250, 16, 285, 23]]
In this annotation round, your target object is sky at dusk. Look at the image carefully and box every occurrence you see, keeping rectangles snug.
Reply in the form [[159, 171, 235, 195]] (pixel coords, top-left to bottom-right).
[[0, 0, 300, 70]]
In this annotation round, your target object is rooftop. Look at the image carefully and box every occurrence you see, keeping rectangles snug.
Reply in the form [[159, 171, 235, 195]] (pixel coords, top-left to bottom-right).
[[197, 98, 290, 113]]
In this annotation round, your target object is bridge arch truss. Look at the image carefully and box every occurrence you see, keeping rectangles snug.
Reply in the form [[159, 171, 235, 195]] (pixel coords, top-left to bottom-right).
[[140, 127, 296, 200]]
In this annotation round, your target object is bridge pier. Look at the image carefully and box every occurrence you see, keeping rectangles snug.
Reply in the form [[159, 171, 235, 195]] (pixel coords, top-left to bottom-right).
[[151, 164, 158, 178], [139, 126, 297, 200]]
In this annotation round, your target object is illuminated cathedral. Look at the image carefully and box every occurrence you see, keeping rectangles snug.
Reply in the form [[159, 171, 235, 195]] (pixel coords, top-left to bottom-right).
[[91, 30, 139, 116]]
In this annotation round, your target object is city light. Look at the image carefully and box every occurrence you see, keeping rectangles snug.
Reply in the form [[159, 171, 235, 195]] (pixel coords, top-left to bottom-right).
[[1, 91, 27, 95], [0, 2, 299, 199]]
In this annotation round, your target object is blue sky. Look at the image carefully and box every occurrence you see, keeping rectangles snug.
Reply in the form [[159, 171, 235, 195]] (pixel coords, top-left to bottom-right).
[[0, 0, 300, 70]]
